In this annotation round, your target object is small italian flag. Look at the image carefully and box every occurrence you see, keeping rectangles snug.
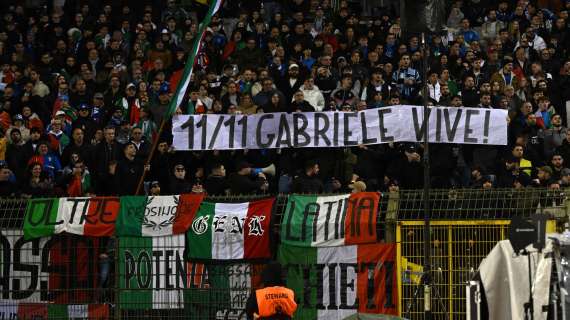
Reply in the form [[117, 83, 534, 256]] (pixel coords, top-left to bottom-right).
[[280, 193, 380, 247], [186, 198, 275, 260], [0, 302, 109, 319], [23, 197, 120, 240], [116, 194, 204, 237]]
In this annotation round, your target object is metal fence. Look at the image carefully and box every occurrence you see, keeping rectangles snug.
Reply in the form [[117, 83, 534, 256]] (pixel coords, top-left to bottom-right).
[[0, 189, 568, 319]]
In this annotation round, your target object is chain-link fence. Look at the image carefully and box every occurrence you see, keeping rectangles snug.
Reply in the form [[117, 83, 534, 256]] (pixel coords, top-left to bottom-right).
[[0, 189, 568, 319]]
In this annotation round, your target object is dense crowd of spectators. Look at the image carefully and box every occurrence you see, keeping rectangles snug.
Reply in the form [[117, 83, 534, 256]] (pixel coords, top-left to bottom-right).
[[0, 0, 569, 198]]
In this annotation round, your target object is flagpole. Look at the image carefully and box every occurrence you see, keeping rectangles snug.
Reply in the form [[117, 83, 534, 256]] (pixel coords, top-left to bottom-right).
[[134, 0, 223, 195], [135, 118, 167, 195]]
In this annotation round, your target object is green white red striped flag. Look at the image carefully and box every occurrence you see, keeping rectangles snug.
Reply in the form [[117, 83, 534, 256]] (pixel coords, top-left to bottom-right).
[[116, 194, 204, 237], [0, 302, 109, 319], [23, 197, 120, 240], [166, 0, 223, 117], [119, 234, 187, 310], [186, 198, 275, 260], [280, 192, 381, 247], [278, 243, 398, 319]]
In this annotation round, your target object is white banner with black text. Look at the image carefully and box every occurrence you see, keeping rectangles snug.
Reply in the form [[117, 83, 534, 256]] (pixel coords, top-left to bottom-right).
[[172, 105, 508, 150]]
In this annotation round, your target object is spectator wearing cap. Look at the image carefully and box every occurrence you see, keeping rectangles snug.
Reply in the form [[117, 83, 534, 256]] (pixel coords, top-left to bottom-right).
[[147, 181, 161, 196], [121, 83, 142, 124], [276, 63, 304, 103], [228, 161, 269, 195], [73, 104, 97, 142], [169, 164, 192, 194], [491, 57, 519, 92], [46, 118, 70, 155], [150, 85, 171, 125], [6, 114, 30, 144], [314, 63, 338, 100]]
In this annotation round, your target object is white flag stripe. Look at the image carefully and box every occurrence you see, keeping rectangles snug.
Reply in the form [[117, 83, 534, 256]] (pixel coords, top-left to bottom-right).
[[59, 197, 89, 235], [152, 235, 186, 309], [212, 203, 249, 260], [55, 198, 69, 235], [313, 195, 350, 247], [0, 302, 17, 319], [317, 246, 358, 319], [141, 196, 179, 237], [68, 304, 88, 318]]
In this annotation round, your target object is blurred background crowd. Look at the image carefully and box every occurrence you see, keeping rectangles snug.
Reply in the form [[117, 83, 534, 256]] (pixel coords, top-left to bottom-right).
[[0, 0, 569, 198]]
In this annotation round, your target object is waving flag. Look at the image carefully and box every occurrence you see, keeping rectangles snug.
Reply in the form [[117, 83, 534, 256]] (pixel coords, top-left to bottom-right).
[[166, 0, 223, 118]]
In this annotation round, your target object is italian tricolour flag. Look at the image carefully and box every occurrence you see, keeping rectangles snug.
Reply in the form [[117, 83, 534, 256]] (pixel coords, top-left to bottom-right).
[[116, 194, 204, 237], [280, 193, 380, 247], [23, 197, 120, 240], [278, 243, 398, 319], [186, 198, 275, 260]]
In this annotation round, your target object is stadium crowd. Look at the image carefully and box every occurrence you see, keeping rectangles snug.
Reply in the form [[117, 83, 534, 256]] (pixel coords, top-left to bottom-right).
[[0, 0, 569, 198]]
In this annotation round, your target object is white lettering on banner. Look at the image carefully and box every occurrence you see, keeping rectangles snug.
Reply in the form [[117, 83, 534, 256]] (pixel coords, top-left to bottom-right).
[[172, 105, 508, 150]]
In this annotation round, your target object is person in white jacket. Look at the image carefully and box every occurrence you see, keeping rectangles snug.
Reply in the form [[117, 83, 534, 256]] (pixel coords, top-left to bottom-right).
[[299, 77, 325, 111]]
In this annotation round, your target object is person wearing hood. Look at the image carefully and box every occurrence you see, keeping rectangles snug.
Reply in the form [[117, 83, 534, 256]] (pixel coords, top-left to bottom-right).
[[246, 262, 297, 320]]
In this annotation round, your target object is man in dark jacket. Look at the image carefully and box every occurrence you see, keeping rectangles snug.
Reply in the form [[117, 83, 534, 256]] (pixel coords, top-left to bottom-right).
[[94, 126, 123, 195], [228, 162, 268, 195], [110, 142, 149, 195], [204, 163, 228, 196], [169, 163, 193, 194], [61, 127, 93, 168], [292, 160, 324, 193]]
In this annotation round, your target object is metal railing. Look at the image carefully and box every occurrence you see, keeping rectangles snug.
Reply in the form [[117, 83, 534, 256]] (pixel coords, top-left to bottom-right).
[[0, 189, 567, 319]]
